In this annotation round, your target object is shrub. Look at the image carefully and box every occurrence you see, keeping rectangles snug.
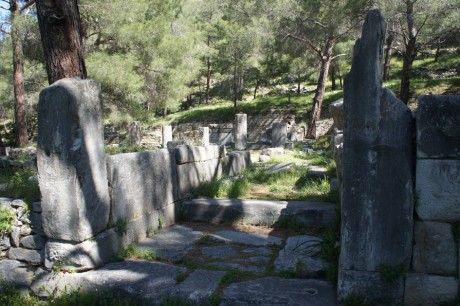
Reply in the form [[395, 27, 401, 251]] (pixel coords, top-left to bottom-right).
[[2, 168, 40, 205], [0, 208, 15, 235]]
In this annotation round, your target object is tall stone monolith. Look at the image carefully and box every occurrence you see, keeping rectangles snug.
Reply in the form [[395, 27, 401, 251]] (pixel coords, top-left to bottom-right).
[[162, 125, 172, 148], [199, 127, 210, 146], [37, 79, 110, 242], [234, 114, 247, 150], [338, 10, 414, 304]]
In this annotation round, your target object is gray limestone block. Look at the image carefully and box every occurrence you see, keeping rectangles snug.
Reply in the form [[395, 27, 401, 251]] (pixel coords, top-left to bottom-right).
[[341, 10, 413, 272], [272, 123, 288, 147], [199, 127, 210, 146], [234, 113, 247, 150], [44, 229, 120, 270], [412, 221, 457, 274], [177, 158, 222, 198], [202, 245, 236, 259], [225, 151, 251, 177], [8, 247, 43, 265], [329, 99, 344, 130], [221, 277, 337, 306], [404, 273, 458, 306], [1, 235, 11, 250], [127, 121, 142, 146], [275, 235, 328, 276], [37, 78, 110, 242], [11, 226, 20, 247], [0, 197, 13, 209], [416, 159, 460, 221], [337, 269, 404, 305], [171, 269, 225, 303], [211, 230, 282, 246], [20, 234, 47, 250], [32, 202, 42, 213], [175, 144, 223, 164], [107, 149, 178, 223], [162, 125, 173, 148], [11, 199, 26, 208], [0, 259, 34, 288], [417, 95, 460, 158]]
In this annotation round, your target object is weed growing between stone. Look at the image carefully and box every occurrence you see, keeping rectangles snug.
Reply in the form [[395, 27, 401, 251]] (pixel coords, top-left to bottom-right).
[[112, 243, 157, 262], [378, 263, 406, 282], [0, 207, 14, 235], [342, 292, 373, 306]]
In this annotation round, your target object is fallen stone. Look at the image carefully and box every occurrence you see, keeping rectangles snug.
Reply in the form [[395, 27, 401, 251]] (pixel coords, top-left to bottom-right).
[[261, 147, 284, 156], [221, 277, 337, 306], [275, 235, 328, 276], [11, 199, 26, 208], [404, 273, 459, 306], [136, 225, 202, 262], [412, 221, 457, 274], [258, 154, 270, 163], [266, 162, 295, 174], [417, 95, 460, 158], [8, 247, 42, 265], [0, 259, 34, 288], [307, 166, 329, 178], [416, 159, 460, 221], [211, 230, 282, 247], [170, 269, 225, 303], [20, 234, 47, 250], [201, 245, 236, 259], [37, 78, 110, 242]]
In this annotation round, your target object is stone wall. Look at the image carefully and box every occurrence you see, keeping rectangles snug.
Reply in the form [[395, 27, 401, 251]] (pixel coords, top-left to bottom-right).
[[336, 9, 460, 306], [0, 78, 251, 277]]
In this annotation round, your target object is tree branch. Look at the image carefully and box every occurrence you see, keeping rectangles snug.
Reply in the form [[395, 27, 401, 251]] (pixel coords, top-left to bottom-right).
[[284, 32, 322, 57], [20, 0, 36, 12]]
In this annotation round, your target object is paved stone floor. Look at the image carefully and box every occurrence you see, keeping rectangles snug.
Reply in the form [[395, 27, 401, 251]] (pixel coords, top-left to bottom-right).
[[32, 222, 337, 305]]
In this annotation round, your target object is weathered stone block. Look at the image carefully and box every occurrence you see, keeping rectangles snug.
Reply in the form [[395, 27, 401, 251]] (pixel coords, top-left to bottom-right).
[[0, 259, 34, 288], [107, 149, 178, 223], [340, 10, 413, 272], [8, 247, 43, 264], [416, 159, 460, 221], [412, 221, 457, 274], [20, 234, 47, 250], [329, 99, 344, 130], [225, 151, 251, 177], [337, 269, 404, 304], [272, 123, 287, 147], [404, 273, 458, 306], [162, 125, 172, 148], [177, 159, 223, 198], [175, 145, 224, 164], [234, 113, 247, 150], [417, 95, 460, 158], [37, 78, 110, 242]]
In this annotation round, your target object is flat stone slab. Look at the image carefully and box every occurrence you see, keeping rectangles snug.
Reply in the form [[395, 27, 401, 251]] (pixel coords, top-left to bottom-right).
[[220, 277, 337, 306], [31, 259, 186, 301], [201, 245, 237, 259], [266, 162, 296, 174], [211, 230, 282, 246], [0, 259, 34, 288], [275, 235, 328, 276], [136, 225, 202, 262], [180, 199, 336, 228], [241, 247, 273, 256], [207, 262, 266, 273], [171, 269, 226, 303]]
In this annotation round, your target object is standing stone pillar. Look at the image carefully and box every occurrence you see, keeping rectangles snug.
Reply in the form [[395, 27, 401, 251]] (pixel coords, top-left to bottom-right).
[[162, 125, 172, 148], [234, 114, 247, 150], [338, 10, 414, 304], [199, 127, 210, 146], [127, 121, 142, 146], [272, 123, 287, 147], [37, 79, 110, 242]]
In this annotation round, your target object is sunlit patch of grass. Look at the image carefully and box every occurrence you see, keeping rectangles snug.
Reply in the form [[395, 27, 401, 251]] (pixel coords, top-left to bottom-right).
[[113, 244, 157, 262]]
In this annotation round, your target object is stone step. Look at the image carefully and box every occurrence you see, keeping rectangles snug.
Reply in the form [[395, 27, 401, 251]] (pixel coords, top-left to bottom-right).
[[179, 198, 337, 228]]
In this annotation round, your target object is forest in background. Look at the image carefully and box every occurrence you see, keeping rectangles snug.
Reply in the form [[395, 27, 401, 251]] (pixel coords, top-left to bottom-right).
[[0, 0, 459, 146]]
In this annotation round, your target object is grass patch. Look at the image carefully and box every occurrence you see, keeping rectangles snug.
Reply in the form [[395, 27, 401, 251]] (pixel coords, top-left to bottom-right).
[[0, 207, 15, 235], [0, 168, 40, 205], [113, 244, 157, 262], [342, 292, 372, 306], [378, 263, 406, 282], [220, 269, 256, 286]]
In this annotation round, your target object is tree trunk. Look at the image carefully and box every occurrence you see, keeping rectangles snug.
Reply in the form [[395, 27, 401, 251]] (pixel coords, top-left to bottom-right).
[[306, 36, 335, 139], [253, 78, 259, 99], [399, 0, 418, 105], [434, 38, 441, 62], [36, 0, 87, 84], [11, 0, 28, 147], [383, 30, 394, 81], [297, 77, 301, 95], [331, 63, 337, 91], [205, 35, 211, 105]]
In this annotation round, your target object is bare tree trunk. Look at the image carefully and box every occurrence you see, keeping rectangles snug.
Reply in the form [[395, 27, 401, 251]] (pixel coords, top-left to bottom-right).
[[434, 38, 441, 62], [383, 30, 394, 81], [331, 63, 337, 91], [36, 0, 87, 84], [400, 0, 419, 105], [205, 36, 211, 105], [306, 36, 335, 139], [253, 78, 259, 99], [11, 0, 28, 147]]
